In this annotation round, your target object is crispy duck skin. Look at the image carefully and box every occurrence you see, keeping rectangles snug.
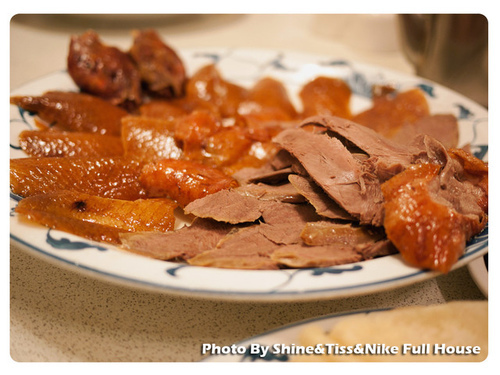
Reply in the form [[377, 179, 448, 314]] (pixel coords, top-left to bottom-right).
[[352, 88, 430, 138], [381, 163, 487, 273], [299, 76, 352, 120], [448, 148, 488, 213], [15, 190, 177, 244], [140, 158, 239, 207], [10, 91, 127, 136], [129, 29, 187, 99], [138, 99, 189, 119], [238, 77, 298, 122], [121, 115, 182, 161], [19, 130, 124, 158], [185, 64, 249, 118], [10, 156, 147, 200], [67, 30, 142, 108]]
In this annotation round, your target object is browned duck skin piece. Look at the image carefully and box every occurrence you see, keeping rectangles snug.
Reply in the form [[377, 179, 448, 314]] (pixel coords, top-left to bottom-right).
[[15, 190, 177, 244], [10, 156, 147, 200], [185, 64, 249, 118], [382, 162, 487, 273], [299, 76, 352, 120], [10, 91, 127, 136], [352, 88, 430, 138], [67, 30, 142, 108], [19, 130, 124, 158], [140, 158, 239, 207]]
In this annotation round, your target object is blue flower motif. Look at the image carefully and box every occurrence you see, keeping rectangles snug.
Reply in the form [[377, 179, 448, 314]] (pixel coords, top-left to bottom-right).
[[416, 83, 435, 97], [472, 145, 488, 160], [456, 104, 473, 120], [192, 52, 222, 64], [46, 229, 107, 251], [268, 53, 288, 71], [319, 59, 350, 67], [310, 265, 363, 276], [346, 72, 372, 98], [166, 264, 189, 277]]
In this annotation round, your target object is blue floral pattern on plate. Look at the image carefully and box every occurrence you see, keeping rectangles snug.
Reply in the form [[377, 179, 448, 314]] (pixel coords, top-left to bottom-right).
[[10, 48, 488, 301]]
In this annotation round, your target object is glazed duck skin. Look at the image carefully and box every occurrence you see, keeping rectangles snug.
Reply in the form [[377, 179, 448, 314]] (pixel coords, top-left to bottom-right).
[[185, 64, 249, 118], [140, 158, 239, 207], [238, 77, 298, 122], [121, 115, 182, 161], [352, 88, 430, 138], [10, 91, 127, 136], [381, 163, 487, 273], [19, 130, 124, 158], [299, 76, 352, 120], [15, 190, 177, 244], [10, 156, 147, 200]]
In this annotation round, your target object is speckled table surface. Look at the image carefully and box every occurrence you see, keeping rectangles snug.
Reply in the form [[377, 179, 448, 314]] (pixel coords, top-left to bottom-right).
[[9, 14, 488, 364], [10, 245, 486, 362]]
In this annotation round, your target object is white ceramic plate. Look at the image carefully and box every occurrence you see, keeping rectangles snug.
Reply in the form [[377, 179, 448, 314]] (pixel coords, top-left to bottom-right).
[[10, 48, 489, 301], [201, 308, 389, 362]]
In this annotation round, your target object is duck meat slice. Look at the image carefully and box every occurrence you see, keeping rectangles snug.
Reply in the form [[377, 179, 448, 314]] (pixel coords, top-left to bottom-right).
[[288, 174, 354, 220], [356, 239, 398, 260], [234, 182, 305, 203], [183, 189, 265, 224], [390, 114, 459, 149], [258, 201, 324, 245], [187, 225, 280, 270], [300, 115, 416, 181], [271, 243, 363, 269], [120, 218, 234, 260], [300, 221, 385, 246], [273, 127, 384, 226]]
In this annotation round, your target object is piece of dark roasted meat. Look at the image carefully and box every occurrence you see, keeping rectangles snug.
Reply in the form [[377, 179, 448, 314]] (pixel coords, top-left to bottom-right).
[[129, 29, 187, 99], [67, 30, 142, 108]]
